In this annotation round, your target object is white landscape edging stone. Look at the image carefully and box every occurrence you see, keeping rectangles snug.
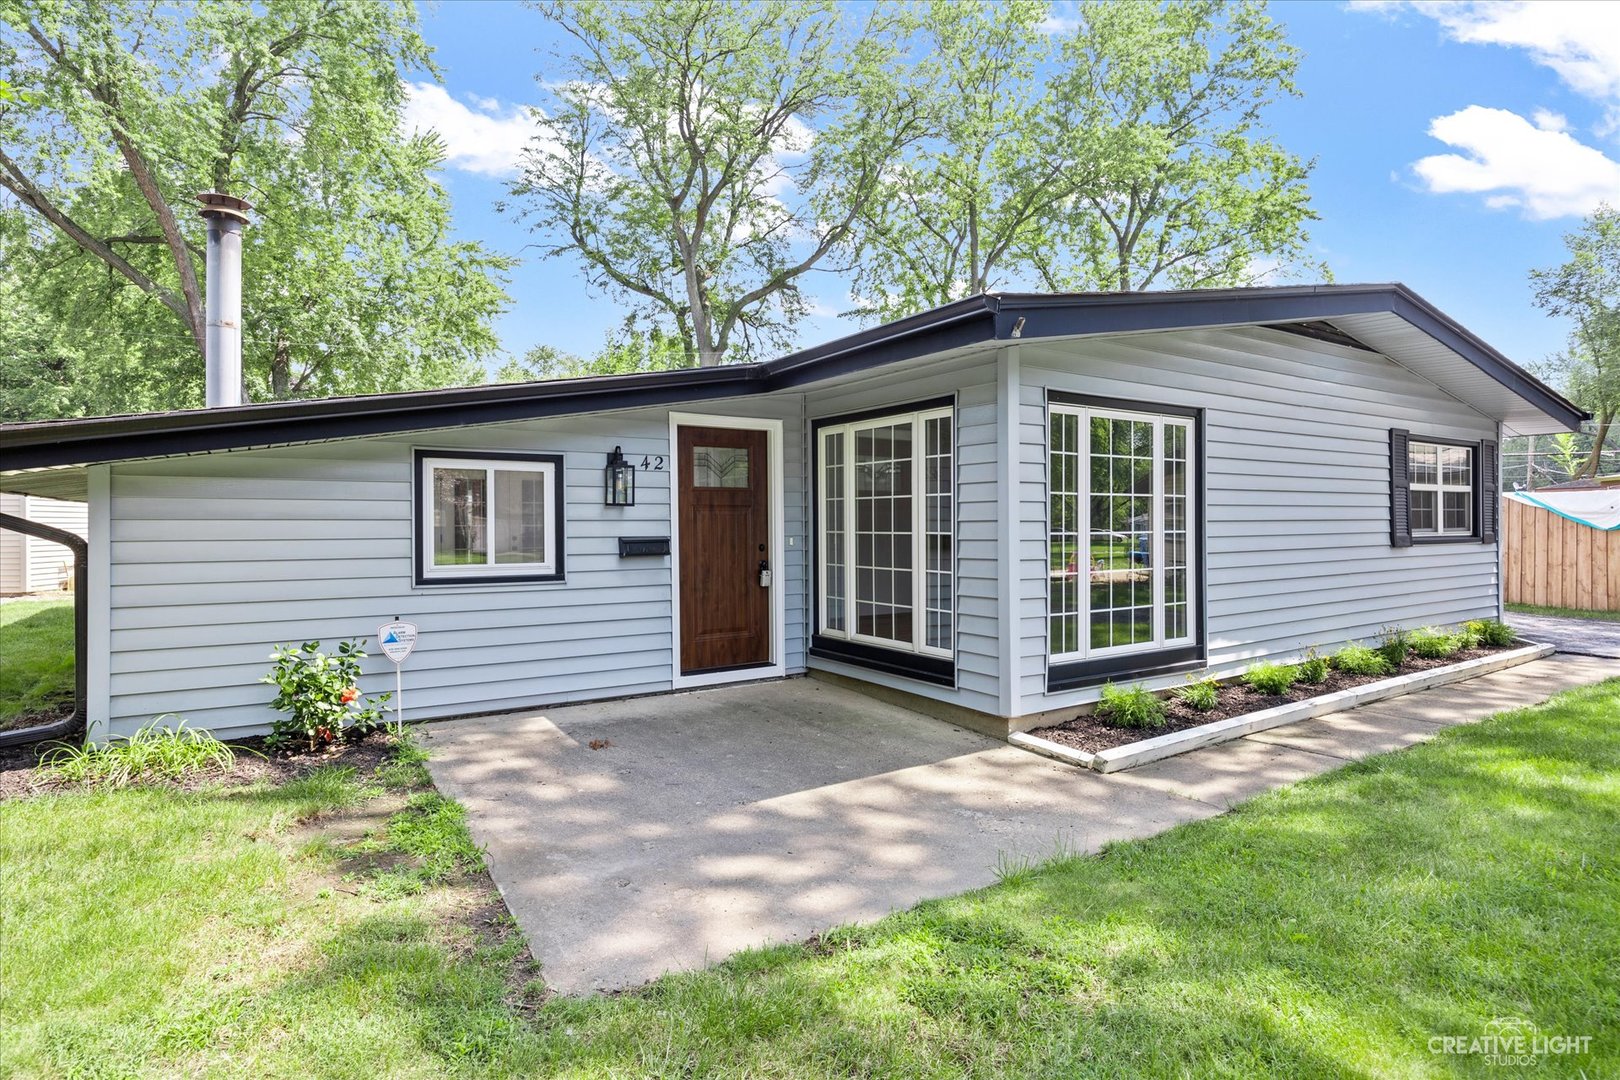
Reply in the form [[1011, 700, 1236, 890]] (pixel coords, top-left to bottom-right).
[[1010, 643, 1555, 775]]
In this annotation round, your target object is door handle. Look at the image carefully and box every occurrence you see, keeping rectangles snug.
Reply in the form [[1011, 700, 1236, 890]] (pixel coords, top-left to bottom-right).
[[758, 559, 772, 588]]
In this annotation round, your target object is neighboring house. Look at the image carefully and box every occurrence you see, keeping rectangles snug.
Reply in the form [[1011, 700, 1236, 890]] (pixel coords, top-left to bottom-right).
[[0, 286, 1586, 743], [0, 492, 86, 595]]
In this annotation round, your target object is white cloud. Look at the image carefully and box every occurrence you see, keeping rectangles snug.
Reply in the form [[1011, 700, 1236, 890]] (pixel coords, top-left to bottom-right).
[[1352, 2, 1620, 107], [1532, 107, 1570, 133], [1412, 105, 1620, 218], [402, 82, 537, 178]]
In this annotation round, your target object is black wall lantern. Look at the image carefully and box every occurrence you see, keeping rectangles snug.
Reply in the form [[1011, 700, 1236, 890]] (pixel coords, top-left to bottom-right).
[[605, 446, 636, 506]]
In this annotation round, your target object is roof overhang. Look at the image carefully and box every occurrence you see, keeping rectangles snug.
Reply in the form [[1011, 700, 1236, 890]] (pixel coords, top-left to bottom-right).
[[0, 284, 1585, 494]]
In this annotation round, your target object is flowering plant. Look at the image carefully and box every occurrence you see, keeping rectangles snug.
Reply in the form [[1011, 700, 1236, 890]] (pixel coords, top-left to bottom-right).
[[262, 639, 391, 751]]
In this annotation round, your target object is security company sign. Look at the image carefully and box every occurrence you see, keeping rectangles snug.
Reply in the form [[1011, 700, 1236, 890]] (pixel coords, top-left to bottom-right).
[[377, 621, 418, 664]]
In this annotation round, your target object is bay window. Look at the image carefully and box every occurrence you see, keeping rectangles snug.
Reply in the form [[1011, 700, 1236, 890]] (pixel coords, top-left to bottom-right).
[[1048, 399, 1199, 669], [817, 404, 954, 662]]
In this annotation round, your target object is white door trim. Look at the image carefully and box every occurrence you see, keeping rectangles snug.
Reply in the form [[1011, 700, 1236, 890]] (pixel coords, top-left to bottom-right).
[[668, 411, 787, 690]]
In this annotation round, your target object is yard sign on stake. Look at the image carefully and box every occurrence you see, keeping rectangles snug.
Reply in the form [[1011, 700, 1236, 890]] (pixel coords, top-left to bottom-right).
[[377, 619, 418, 734]]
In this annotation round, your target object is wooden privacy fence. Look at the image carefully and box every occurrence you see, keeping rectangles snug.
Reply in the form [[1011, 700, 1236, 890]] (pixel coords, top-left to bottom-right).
[[1503, 497, 1620, 611]]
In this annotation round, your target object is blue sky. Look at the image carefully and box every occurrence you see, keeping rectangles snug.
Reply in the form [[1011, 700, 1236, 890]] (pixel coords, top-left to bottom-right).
[[408, 1, 1620, 375]]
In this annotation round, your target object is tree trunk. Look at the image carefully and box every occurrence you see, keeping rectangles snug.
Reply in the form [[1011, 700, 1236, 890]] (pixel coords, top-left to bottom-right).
[[270, 339, 291, 399], [1581, 408, 1615, 478]]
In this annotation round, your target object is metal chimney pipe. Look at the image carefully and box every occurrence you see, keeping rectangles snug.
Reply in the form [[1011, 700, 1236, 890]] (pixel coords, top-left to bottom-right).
[[196, 192, 252, 408]]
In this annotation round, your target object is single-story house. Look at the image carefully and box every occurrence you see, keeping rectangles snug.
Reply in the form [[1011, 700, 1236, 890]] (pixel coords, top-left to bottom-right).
[[0, 285, 1586, 743], [0, 492, 86, 595]]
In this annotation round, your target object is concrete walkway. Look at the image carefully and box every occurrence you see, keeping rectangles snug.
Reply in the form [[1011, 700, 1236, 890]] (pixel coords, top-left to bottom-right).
[[1508, 610, 1620, 658], [422, 654, 1617, 994]]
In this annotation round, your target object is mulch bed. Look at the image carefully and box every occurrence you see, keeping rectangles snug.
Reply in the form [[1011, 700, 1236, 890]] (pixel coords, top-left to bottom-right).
[[0, 728, 396, 802], [1027, 644, 1514, 756]]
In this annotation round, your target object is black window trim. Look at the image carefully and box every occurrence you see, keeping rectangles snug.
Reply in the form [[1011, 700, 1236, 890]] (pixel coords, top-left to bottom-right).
[[1044, 391, 1208, 694], [412, 448, 567, 586], [808, 395, 958, 687]]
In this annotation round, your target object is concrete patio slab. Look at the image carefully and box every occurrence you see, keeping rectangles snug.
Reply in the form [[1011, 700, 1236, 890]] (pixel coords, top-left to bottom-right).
[[422, 678, 1220, 995], [422, 653, 1617, 996]]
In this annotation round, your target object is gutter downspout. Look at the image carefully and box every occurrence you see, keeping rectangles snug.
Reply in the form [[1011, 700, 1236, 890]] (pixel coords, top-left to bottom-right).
[[0, 512, 87, 748]]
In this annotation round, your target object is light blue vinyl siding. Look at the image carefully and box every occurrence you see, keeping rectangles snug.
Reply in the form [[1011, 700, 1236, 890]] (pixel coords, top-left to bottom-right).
[[1019, 325, 1503, 716], [801, 348, 1003, 717], [103, 395, 806, 739]]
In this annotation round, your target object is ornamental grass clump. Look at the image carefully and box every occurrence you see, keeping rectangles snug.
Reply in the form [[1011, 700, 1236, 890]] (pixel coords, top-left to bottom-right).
[[1296, 648, 1330, 685], [263, 639, 391, 751], [1409, 626, 1462, 660], [1377, 625, 1411, 669], [1096, 682, 1167, 730], [1242, 662, 1297, 697], [1332, 643, 1392, 677], [1466, 618, 1518, 647], [1173, 677, 1220, 712], [41, 716, 236, 788]]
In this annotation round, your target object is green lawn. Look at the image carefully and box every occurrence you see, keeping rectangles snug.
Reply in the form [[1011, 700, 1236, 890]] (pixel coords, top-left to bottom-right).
[[0, 596, 75, 728], [4, 681, 1618, 1078], [1507, 602, 1620, 623]]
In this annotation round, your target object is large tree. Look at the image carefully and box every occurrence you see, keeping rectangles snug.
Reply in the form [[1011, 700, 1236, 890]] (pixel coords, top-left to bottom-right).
[[853, 0, 1319, 318], [1531, 204, 1620, 479], [509, 0, 927, 367], [1035, 0, 1319, 293], [0, 0, 511, 417], [848, 0, 1076, 321]]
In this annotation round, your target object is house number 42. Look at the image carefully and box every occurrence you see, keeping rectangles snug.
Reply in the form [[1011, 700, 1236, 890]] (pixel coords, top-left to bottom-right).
[[639, 455, 666, 471]]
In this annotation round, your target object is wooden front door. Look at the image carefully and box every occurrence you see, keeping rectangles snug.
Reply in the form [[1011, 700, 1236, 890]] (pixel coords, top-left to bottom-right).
[[677, 425, 771, 674]]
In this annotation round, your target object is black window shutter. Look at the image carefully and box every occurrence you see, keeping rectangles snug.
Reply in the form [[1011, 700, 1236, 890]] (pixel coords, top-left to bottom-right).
[[1389, 428, 1412, 548], [1479, 438, 1499, 543]]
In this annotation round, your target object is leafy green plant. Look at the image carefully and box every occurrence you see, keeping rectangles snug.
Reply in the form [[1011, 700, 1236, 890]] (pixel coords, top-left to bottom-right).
[[1332, 644, 1393, 677], [1173, 677, 1221, 712], [41, 716, 237, 787], [1096, 683, 1168, 729], [1466, 618, 1518, 647], [1242, 662, 1298, 697], [1296, 648, 1330, 685], [1377, 625, 1411, 668], [262, 640, 391, 752], [1409, 627, 1462, 660], [1455, 622, 1483, 649]]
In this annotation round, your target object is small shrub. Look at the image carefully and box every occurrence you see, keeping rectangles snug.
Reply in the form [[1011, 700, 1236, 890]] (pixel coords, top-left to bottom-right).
[[1455, 622, 1483, 649], [1466, 618, 1517, 647], [1243, 662, 1298, 697], [1332, 644, 1392, 677], [1174, 677, 1220, 711], [1409, 626, 1462, 659], [1377, 625, 1411, 668], [41, 716, 236, 788], [1096, 682, 1167, 729], [262, 639, 392, 751], [1297, 648, 1330, 685]]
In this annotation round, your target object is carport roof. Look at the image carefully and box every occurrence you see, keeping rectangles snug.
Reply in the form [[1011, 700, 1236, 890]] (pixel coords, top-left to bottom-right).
[[0, 283, 1586, 497]]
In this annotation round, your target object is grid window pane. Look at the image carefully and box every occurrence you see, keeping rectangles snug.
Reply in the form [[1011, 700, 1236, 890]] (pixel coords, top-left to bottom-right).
[[923, 415, 954, 651], [1409, 441, 1474, 537], [854, 421, 915, 644], [822, 432, 846, 633], [1050, 408, 1197, 660]]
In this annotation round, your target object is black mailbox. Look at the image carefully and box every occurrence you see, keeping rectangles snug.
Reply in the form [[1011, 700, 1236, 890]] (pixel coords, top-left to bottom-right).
[[618, 536, 672, 558]]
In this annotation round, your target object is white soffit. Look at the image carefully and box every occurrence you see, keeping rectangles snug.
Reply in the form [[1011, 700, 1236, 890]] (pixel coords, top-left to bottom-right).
[[1329, 311, 1574, 436]]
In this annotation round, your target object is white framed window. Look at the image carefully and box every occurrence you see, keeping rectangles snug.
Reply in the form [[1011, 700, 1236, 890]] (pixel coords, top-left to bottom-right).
[[1048, 402, 1197, 663], [817, 405, 954, 658], [415, 451, 563, 583], [1408, 441, 1474, 537]]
